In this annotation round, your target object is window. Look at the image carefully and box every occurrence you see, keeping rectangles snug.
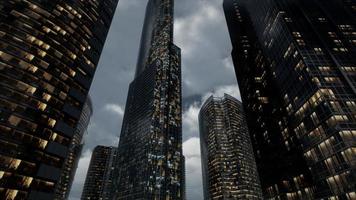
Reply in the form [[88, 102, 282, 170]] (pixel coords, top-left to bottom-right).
[[5, 189, 18, 200], [319, 66, 331, 72], [328, 32, 337, 38], [312, 77, 321, 86], [327, 172, 350, 194], [330, 101, 342, 112], [314, 48, 324, 55], [304, 148, 318, 163], [48, 118, 56, 128], [339, 130, 356, 146], [296, 39, 306, 46], [8, 115, 21, 126], [37, 102, 47, 111], [292, 32, 302, 38], [69, 69, 76, 77], [38, 50, 46, 57], [38, 139, 48, 149], [324, 77, 341, 83], [28, 65, 38, 73], [311, 112, 319, 125], [327, 115, 349, 126], [25, 53, 35, 61], [318, 17, 327, 22], [284, 44, 294, 58], [42, 93, 51, 102], [334, 40, 342, 46], [22, 176, 33, 188], [318, 137, 335, 157]]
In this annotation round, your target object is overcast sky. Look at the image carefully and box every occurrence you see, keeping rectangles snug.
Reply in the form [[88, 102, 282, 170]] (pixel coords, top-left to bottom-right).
[[69, 0, 240, 199]]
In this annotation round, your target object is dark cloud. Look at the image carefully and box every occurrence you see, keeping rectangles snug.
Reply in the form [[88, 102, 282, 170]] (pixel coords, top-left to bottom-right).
[[69, 0, 240, 199]]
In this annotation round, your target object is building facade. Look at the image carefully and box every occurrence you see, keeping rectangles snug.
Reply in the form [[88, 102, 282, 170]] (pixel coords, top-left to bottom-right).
[[115, 0, 184, 199], [199, 94, 263, 200], [55, 97, 93, 199], [224, 0, 356, 199], [81, 146, 118, 200], [0, 0, 118, 199]]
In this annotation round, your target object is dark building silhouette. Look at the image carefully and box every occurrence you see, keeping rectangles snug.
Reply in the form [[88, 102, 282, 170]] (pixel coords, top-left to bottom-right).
[[199, 94, 263, 200], [81, 146, 118, 200], [115, 0, 184, 199], [55, 97, 92, 199], [0, 0, 118, 199], [224, 0, 356, 199]]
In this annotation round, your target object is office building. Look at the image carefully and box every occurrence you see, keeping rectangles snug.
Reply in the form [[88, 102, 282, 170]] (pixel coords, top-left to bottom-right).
[[0, 0, 118, 199], [199, 94, 263, 200], [55, 98, 93, 199], [81, 146, 118, 200], [224, 0, 356, 199], [115, 0, 184, 199]]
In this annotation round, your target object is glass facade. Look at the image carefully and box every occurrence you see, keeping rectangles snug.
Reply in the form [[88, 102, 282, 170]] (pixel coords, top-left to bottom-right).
[[55, 97, 92, 199], [115, 0, 184, 199], [0, 0, 118, 199], [81, 146, 118, 200], [224, 0, 356, 199], [199, 94, 263, 200]]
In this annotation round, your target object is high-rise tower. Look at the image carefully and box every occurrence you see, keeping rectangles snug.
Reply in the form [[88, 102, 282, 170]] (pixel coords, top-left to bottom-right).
[[116, 0, 183, 199], [223, 0, 314, 199], [81, 146, 118, 200], [55, 97, 93, 199], [224, 0, 356, 199], [0, 0, 118, 199], [199, 94, 263, 200]]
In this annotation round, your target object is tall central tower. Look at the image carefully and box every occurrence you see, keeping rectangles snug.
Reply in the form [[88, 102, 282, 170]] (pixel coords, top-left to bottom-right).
[[116, 0, 183, 199]]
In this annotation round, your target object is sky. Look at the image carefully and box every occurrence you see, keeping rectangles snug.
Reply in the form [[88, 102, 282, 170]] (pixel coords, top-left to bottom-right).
[[69, 0, 240, 199]]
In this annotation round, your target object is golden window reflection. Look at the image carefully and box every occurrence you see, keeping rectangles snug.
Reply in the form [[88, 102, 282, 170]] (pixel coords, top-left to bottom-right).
[[5, 189, 18, 200], [48, 118, 56, 128], [22, 176, 33, 188], [39, 139, 48, 149], [37, 102, 47, 111], [42, 93, 51, 101], [8, 115, 21, 126], [25, 54, 35, 61]]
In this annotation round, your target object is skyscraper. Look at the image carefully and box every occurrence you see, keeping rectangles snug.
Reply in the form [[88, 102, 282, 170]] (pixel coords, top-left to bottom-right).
[[81, 146, 118, 200], [0, 0, 118, 199], [115, 0, 183, 199], [55, 97, 93, 199], [224, 0, 356, 199], [199, 94, 263, 200]]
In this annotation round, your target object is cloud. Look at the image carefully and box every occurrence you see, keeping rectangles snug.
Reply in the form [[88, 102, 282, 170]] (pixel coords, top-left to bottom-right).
[[183, 102, 201, 140], [104, 104, 125, 116], [174, 0, 237, 97], [202, 84, 241, 102], [183, 137, 203, 200], [175, 3, 221, 56], [183, 137, 201, 159]]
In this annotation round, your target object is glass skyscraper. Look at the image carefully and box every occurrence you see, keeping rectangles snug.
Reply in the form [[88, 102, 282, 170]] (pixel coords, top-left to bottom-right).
[[199, 94, 263, 200], [81, 146, 118, 200], [224, 0, 356, 199], [55, 97, 93, 199], [115, 0, 183, 199], [0, 0, 118, 199]]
